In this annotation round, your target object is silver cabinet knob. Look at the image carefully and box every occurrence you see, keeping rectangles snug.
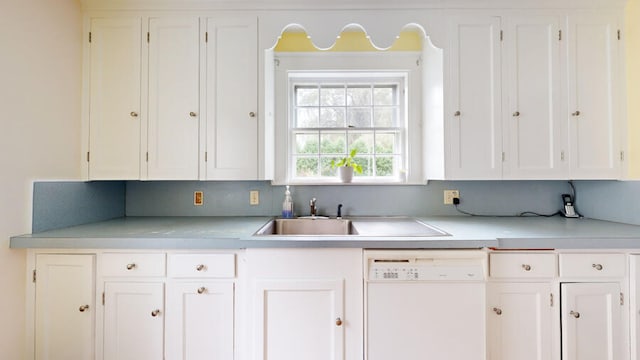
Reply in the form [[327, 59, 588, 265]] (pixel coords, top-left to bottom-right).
[[197, 287, 206, 294], [189, 112, 197, 117], [151, 309, 161, 317], [493, 307, 502, 315], [249, 112, 256, 118], [592, 263, 603, 271], [571, 111, 581, 116], [130, 111, 139, 117], [522, 264, 532, 271], [513, 111, 520, 117], [454, 111, 461, 117], [79, 305, 90, 312], [570, 310, 580, 318], [335, 317, 343, 326], [196, 264, 206, 272], [126, 263, 136, 270]]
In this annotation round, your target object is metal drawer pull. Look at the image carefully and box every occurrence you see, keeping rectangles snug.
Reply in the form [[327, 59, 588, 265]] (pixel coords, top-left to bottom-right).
[[196, 264, 206, 271], [79, 305, 90, 312], [454, 111, 461, 117], [151, 309, 161, 317], [130, 111, 138, 117], [197, 287, 207, 294], [571, 111, 581, 116], [512, 111, 520, 117], [493, 307, 502, 315], [126, 263, 136, 270], [249, 112, 256, 118], [522, 264, 532, 271], [189, 112, 197, 117], [335, 317, 343, 326], [570, 310, 580, 318], [592, 263, 603, 271]]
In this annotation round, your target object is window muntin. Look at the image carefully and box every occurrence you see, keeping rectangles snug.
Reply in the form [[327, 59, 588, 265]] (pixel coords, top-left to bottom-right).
[[290, 74, 406, 181]]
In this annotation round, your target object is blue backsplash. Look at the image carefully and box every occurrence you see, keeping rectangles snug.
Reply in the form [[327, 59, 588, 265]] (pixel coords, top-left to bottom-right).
[[31, 179, 640, 232], [32, 181, 125, 232]]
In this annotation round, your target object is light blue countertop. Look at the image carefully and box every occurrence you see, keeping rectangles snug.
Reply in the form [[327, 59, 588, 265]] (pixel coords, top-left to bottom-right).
[[9, 216, 640, 250]]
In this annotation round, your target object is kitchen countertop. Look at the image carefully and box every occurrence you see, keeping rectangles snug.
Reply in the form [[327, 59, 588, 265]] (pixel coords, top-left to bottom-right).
[[10, 215, 640, 249]]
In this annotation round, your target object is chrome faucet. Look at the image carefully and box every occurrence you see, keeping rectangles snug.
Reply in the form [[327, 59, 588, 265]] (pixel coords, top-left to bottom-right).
[[337, 204, 343, 219], [310, 198, 317, 216]]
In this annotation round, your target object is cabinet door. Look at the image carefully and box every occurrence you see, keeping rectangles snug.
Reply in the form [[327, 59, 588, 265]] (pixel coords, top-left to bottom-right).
[[487, 282, 554, 360], [103, 282, 164, 360], [567, 14, 622, 179], [147, 17, 200, 180], [246, 248, 362, 360], [503, 16, 565, 179], [561, 282, 623, 360], [205, 17, 258, 180], [165, 282, 234, 360], [35, 254, 95, 360], [88, 17, 142, 180], [447, 16, 502, 179], [254, 279, 344, 360], [631, 255, 640, 360]]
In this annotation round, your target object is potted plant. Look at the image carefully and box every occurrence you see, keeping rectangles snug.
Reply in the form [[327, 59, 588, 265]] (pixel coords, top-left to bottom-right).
[[331, 149, 363, 183]]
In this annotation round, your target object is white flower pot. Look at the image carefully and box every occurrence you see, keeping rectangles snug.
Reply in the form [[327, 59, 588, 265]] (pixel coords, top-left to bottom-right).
[[338, 166, 354, 183]]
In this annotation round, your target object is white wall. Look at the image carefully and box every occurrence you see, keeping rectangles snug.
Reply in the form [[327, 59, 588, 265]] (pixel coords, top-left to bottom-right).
[[0, 0, 82, 358]]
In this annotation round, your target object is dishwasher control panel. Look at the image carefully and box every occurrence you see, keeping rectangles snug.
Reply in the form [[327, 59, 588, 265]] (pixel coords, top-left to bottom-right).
[[368, 260, 485, 281]]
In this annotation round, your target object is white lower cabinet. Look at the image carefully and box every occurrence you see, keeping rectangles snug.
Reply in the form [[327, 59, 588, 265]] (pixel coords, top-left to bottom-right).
[[561, 282, 624, 360], [34, 254, 95, 360], [487, 282, 554, 360], [165, 281, 234, 360], [103, 282, 165, 360], [245, 248, 363, 360]]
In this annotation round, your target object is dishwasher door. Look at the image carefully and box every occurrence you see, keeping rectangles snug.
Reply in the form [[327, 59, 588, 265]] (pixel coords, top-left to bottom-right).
[[365, 251, 487, 360]]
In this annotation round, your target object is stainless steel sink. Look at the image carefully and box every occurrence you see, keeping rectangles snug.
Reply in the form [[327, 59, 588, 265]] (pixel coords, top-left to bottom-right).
[[254, 218, 357, 236], [253, 217, 449, 237]]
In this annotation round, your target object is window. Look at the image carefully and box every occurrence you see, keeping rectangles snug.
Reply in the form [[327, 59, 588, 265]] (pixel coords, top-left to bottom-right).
[[289, 73, 407, 182]]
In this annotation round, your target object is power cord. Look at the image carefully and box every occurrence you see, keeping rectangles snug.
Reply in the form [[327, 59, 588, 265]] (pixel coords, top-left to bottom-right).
[[450, 188, 565, 218]]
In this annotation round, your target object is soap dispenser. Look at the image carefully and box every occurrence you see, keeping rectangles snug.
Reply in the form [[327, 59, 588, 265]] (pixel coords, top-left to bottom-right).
[[282, 185, 294, 218]]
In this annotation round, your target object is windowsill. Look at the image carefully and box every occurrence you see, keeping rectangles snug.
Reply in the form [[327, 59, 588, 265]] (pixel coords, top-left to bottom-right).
[[271, 178, 425, 186]]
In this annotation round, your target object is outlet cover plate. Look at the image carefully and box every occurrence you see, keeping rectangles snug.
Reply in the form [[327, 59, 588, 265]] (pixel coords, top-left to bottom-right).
[[250, 190, 260, 205], [444, 190, 459, 205]]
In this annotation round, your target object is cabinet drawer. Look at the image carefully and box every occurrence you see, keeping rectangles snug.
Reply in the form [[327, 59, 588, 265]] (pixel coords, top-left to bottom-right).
[[168, 254, 235, 278], [559, 253, 626, 278], [490, 253, 557, 278], [101, 253, 166, 277]]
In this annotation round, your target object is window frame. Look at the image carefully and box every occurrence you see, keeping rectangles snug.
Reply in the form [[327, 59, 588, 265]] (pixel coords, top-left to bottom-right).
[[288, 72, 408, 182]]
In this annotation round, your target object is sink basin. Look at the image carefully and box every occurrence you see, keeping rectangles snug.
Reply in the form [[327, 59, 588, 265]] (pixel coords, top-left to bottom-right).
[[254, 218, 357, 236], [253, 217, 449, 237]]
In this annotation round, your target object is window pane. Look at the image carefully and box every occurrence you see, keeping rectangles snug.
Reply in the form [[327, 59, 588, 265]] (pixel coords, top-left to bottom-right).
[[296, 86, 319, 106], [321, 156, 340, 176], [347, 86, 371, 106], [320, 107, 346, 127], [295, 133, 319, 154], [349, 132, 374, 155], [375, 156, 395, 176], [374, 86, 395, 105], [320, 132, 346, 154], [347, 108, 372, 127], [375, 133, 396, 154], [296, 108, 319, 127], [373, 107, 396, 127], [320, 86, 345, 106], [295, 157, 319, 177], [354, 156, 373, 176]]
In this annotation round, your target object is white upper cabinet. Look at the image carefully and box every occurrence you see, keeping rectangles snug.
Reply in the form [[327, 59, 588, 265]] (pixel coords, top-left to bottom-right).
[[446, 16, 503, 179], [88, 18, 142, 180], [146, 17, 201, 180], [502, 15, 566, 179], [204, 17, 258, 180], [567, 13, 622, 179]]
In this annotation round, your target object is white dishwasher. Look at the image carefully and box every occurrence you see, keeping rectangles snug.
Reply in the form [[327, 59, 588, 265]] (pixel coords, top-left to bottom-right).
[[365, 250, 487, 360]]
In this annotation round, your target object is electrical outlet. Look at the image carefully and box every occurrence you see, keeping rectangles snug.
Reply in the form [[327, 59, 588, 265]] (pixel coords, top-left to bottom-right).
[[444, 190, 460, 205], [194, 191, 204, 206], [250, 190, 260, 205]]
